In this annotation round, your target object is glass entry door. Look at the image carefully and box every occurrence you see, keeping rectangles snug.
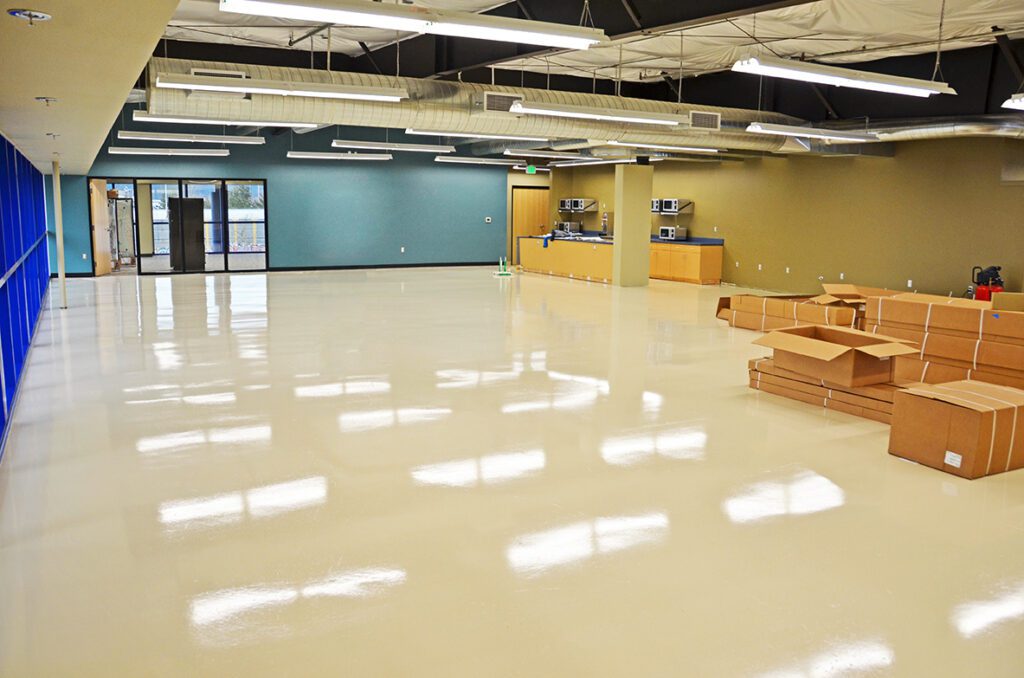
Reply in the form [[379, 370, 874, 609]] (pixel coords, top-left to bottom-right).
[[184, 180, 226, 272], [137, 181, 179, 274]]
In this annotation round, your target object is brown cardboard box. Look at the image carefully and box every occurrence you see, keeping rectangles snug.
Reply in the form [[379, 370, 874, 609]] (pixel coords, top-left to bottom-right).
[[993, 293, 1024, 312], [749, 358, 905, 403], [749, 370, 894, 414], [728, 294, 856, 327], [749, 377, 892, 424], [892, 355, 1024, 388], [815, 283, 901, 307], [752, 325, 917, 387], [888, 381, 1024, 479], [865, 323, 1024, 373], [865, 319, 1024, 346], [717, 307, 804, 332]]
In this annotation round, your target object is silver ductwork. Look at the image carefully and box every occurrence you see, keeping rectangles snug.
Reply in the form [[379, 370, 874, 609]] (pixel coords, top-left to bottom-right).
[[867, 115, 1024, 142], [144, 57, 800, 153]]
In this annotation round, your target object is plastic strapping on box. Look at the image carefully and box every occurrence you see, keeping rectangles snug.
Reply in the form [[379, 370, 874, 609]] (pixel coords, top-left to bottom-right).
[[919, 332, 930, 360], [877, 297, 884, 324], [921, 361, 931, 381], [850, 312, 857, 329], [824, 306, 831, 326], [924, 304, 934, 332], [978, 309, 984, 340], [760, 313, 766, 332], [967, 369, 973, 381], [933, 385, 1018, 474], [732, 310, 737, 327], [972, 340, 981, 370], [793, 303, 798, 321], [828, 389, 833, 399], [926, 387, 999, 474]]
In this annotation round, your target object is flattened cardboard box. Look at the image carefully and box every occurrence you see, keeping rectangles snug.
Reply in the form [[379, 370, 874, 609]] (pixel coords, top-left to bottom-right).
[[749, 358, 905, 403], [888, 381, 1024, 479], [866, 293, 1024, 342], [816, 283, 901, 307], [730, 294, 857, 326], [717, 307, 805, 332], [749, 378, 891, 424], [892, 356, 1024, 391], [865, 323, 1024, 373], [748, 370, 894, 414], [865, 318, 1024, 347], [753, 325, 917, 387]]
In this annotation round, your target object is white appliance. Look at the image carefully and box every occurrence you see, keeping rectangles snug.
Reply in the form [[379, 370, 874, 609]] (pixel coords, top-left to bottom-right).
[[659, 226, 687, 241], [558, 198, 571, 211], [660, 198, 680, 214], [651, 199, 661, 213]]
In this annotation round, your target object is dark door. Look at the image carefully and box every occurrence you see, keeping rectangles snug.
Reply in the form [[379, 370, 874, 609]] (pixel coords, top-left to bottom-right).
[[169, 197, 206, 272]]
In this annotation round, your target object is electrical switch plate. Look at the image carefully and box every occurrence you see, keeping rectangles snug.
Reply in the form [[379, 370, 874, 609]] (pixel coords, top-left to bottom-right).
[[400, 246, 405, 253], [786, 267, 791, 274], [840, 272, 845, 280], [82, 253, 87, 260], [713, 226, 718, 232], [757, 264, 762, 271], [907, 279, 913, 288], [735, 261, 740, 268]]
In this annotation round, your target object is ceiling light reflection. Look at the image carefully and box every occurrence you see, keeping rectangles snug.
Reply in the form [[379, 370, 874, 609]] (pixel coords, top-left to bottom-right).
[[601, 427, 707, 467], [723, 470, 845, 524], [339, 407, 451, 432], [952, 583, 1024, 638], [757, 639, 894, 678], [412, 449, 545, 487], [506, 512, 669, 576], [159, 476, 327, 531], [295, 379, 390, 398]]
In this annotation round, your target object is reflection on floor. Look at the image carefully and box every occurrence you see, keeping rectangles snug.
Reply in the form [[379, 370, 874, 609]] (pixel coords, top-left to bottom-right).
[[2, 268, 1024, 677], [140, 252, 267, 273]]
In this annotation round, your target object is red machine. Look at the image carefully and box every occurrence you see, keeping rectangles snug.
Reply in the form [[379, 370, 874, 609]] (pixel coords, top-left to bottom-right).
[[972, 266, 1004, 301]]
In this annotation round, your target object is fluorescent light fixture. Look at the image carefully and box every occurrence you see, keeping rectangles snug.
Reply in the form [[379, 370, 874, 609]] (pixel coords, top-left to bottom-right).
[[549, 157, 641, 168], [219, 0, 608, 50], [503, 149, 584, 160], [134, 110, 318, 128], [607, 140, 718, 154], [1003, 93, 1024, 111], [732, 55, 956, 98], [406, 128, 549, 143], [287, 151, 392, 160], [433, 156, 521, 166], [118, 130, 265, 145], [108, 147, 230, 157], [157, 73, 408, 102], [510, 100, 684, 127], [512, 165, 551, 172], [331, 139, 455, 153], [746, 122, 878, 143]]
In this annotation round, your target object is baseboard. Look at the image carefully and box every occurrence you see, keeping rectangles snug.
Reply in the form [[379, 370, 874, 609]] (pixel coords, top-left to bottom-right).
[[49, 272, 93, 279], [269, 261, 496, 273]]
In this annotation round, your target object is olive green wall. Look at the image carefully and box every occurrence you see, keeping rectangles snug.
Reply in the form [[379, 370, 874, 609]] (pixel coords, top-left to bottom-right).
[[554, 138, 1024, 295]]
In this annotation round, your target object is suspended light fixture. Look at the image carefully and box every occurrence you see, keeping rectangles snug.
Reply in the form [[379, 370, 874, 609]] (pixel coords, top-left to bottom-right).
[[512, 165, 551, 172], [548, 157, 649, 168], [732, 56, 956, 98], [746, 122, 879, 143], [606, 140, 719, 154], [1003, 93, 1024, 111], [219, 0, 608, 49], [509, 101, 684, 127], [332, 139, 455, 153], [118, 130, 265, 145], [503, 149, 585, 160], [287, 151, 392, 160], [433, 156, 520, 166], [156, 73, 408, 102], [134, 110, 318, 128], [108, 147, 231, 157], [406, 128, 549, 143]]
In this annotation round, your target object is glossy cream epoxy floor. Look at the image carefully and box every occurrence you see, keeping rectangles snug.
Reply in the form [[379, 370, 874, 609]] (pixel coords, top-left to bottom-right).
[[2, 269, 1024, 677]]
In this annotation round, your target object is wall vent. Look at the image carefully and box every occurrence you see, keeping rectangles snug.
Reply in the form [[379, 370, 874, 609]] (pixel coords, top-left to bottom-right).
[[483, 92, 523, 113], [187, 68, 248, 99], [689, 111, 721, 131]]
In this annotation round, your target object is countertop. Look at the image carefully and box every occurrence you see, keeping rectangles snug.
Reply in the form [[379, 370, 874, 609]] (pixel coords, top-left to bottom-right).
[[519, 235, 724, 247]]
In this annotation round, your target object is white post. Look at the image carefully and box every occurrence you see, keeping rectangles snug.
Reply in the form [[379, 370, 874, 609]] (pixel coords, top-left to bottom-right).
[[51, 159, 68, 309]]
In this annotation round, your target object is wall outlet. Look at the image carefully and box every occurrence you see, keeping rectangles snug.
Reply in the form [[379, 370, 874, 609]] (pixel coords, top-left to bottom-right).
[[757, 264, 763, 271], [81, 253, 87, 260], [907, 279, 913, 288], [713, 226, 718, 233], [735, 261, 740, 268], [840, 272, 845, 280], [400, 246, 405, 253], [485, 216, 492, 224], [786, 267, 791, 274]]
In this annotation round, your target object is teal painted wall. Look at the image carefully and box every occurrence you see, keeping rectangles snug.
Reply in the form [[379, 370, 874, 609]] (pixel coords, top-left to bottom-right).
[[45, 174, 93, 275], [57, 126, 508, 270]]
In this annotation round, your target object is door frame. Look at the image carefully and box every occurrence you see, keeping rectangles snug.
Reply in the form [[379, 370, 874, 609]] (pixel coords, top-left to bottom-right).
[[86, 176, 270, 276], [510, 185, 549, 265]]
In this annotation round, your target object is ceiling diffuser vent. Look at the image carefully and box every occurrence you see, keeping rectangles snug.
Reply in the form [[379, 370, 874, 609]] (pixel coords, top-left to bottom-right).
[[483, 92, 524, 113], [689, 111, 721, 131], [187, 68, 249, 99]]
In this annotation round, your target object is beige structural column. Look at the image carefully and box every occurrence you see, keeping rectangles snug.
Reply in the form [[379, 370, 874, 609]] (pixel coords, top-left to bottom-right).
[[51, 159, 68, 309], [612, 163, 653, 287]]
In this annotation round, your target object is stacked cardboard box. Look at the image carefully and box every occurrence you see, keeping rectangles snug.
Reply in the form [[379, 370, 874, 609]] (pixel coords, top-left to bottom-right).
[[748, 358, 903, 424], [862, 292, 1024, 391], [716, 294, 857, 332]]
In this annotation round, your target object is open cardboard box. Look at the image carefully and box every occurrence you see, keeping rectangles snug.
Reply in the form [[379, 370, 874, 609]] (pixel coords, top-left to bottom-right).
[[813, 283, 901, 307], [753, 325, 917, 387], [889, 380, 1024, 479]]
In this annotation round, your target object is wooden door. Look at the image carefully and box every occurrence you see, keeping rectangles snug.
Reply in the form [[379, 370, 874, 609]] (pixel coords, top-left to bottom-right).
[[89, 179, 112, 276], [511, 187, 550, 264]]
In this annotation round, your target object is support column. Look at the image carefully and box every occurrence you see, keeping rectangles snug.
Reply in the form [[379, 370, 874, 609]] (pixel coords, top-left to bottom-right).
[[51, 159, 68, 309], [612, 163, 653, 287]]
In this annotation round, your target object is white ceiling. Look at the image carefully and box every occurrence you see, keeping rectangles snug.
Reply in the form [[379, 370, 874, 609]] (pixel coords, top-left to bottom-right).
[[0, 0, 179, 173], [501, 0, 1024, 82]]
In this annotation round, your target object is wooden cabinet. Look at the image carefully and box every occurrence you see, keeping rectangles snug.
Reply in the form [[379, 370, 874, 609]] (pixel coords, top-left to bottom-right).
[[519, 237, 613, 283], [649, 243, 722, 285]]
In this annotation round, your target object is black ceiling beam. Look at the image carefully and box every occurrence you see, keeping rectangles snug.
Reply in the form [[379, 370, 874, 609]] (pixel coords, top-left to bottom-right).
[[810, 85, 840, 119], [993, 27, 1024, 85], [619, 0, 643, 30], [358, 41, 384, 75], [288, 23, 331, 47], [514, 0, 534, 21]]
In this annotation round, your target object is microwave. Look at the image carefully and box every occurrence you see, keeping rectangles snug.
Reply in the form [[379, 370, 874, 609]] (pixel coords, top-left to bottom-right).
[[660, 198, 680, 214], [570, 198, 585, 211], [651, 199, 661, 213], [659, 226, 687, 241], [558, 199, 572, 212]]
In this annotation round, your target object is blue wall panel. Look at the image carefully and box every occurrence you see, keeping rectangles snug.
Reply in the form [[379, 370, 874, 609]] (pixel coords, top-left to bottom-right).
[[81, 127, 508, 270], [0, 133, 51, 454]]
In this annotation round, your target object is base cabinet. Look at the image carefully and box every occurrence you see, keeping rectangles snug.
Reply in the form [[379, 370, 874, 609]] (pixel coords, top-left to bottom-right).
[[649, 243, 722, 285]]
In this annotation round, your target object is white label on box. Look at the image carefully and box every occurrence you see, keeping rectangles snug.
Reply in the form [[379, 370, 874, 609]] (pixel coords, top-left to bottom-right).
[[944, 451, 963, 468]]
